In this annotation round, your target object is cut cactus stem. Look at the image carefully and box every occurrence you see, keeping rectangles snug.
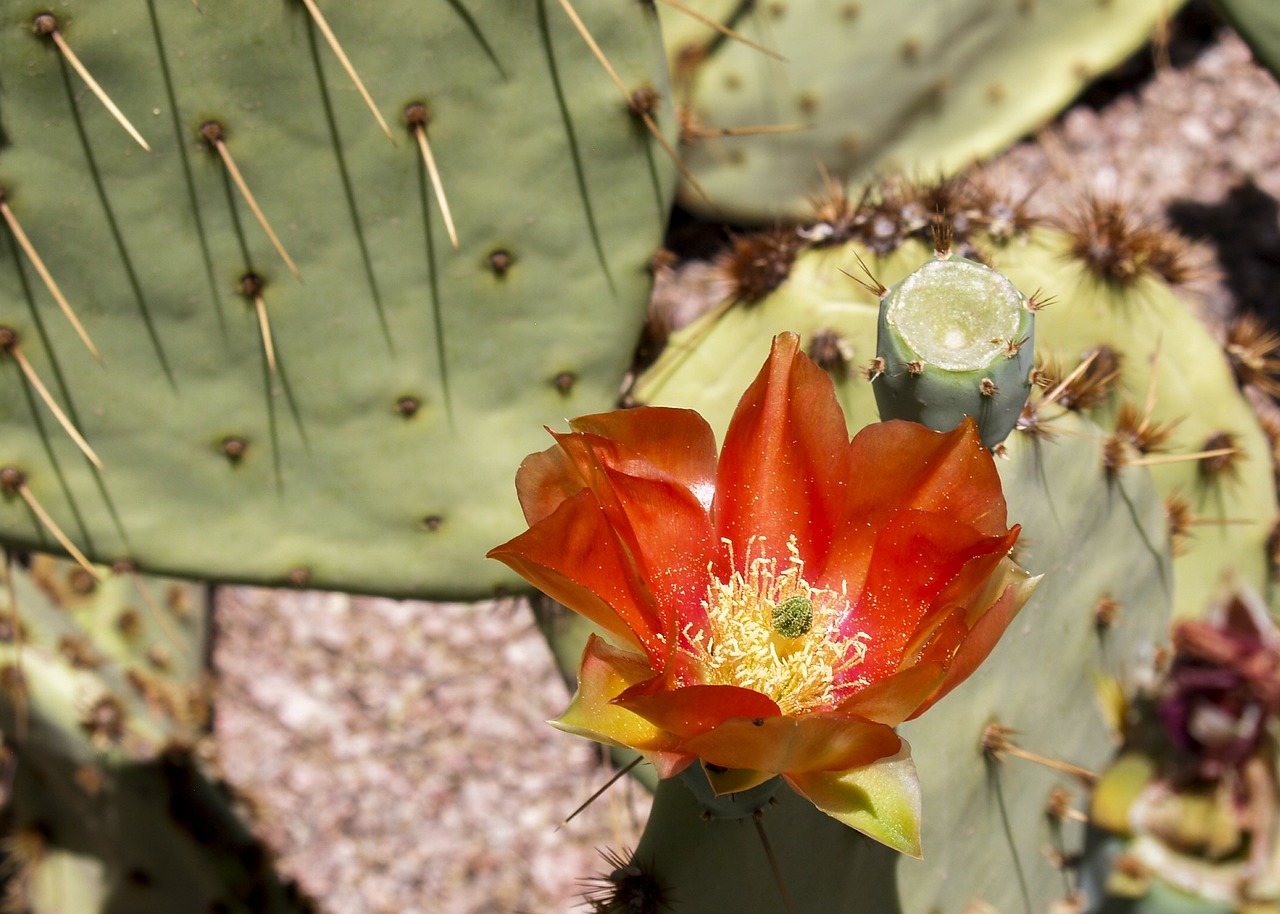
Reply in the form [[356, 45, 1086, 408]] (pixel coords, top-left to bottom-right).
[[873, 256, 1035, 449]]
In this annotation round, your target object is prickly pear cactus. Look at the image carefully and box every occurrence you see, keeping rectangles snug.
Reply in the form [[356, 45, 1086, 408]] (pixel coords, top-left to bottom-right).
[[0, 556, 309, 913], [614, 188, 1280, 908], [0, 0, 676, 599], [596, 412, 1172, 911], [599, 409, 1170, 913], [660, 0, 1183, 220], [635, 218, 1276, 621]]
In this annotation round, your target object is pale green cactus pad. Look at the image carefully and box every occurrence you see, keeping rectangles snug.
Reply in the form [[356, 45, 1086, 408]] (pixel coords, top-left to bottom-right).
[[660, 0, 1184, 220], [634, 230, 1277, 621], [0, 558, 306, 913], [1, 555, 209, 763], [0, 0, 676, 599]]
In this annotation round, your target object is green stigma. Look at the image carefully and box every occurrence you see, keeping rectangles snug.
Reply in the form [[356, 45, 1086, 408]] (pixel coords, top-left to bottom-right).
[[772, 595, 814, 638]]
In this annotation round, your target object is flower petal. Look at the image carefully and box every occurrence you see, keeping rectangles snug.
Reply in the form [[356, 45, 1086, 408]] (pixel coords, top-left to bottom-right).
[[714, 332, 851, 570], [551, 635, 693, 778], [907, 559, 1040, 719], [786, 744, 923, 857], [551, 430, 715, 633], [834, 662, 949, 727], [679, 713, 902, 774], [569, 407, 718, 507], [514, 441, 586, 526], [836, 510, 1019, 684], [702, 764, 778, 796], [518, 409, 710, 529], [843, 418, 1009, 537], [487, 490, 662, 658], [615, 683, 782, 739]]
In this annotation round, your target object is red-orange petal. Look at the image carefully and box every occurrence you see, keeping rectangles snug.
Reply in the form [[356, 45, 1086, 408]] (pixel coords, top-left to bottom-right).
[[713, 332, 852, 572], [569, 407, 718, 502], [907, 559, 1039, 719], [833, 662, 949, 727], [678, 713, 902, 774], [836, 511, 1018, 684], [514, 441, 586, 526], [487, 489, 664, 660], [842, 418, 1009, 538], [550, 430, 715, 630]]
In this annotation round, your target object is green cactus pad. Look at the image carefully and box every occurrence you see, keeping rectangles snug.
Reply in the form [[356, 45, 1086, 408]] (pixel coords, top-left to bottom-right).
[[660, 0, 1185, 220], [896, 411, 1170, 912], [874, 255, 1034, 448], [0, 0, 676, 599], [987, 229, 1277, 621]]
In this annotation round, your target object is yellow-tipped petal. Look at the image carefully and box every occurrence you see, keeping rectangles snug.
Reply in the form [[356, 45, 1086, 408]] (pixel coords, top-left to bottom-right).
[[702, 764, 776, 797], [550, 634, 681, 756], [786, 744, 923, 858]]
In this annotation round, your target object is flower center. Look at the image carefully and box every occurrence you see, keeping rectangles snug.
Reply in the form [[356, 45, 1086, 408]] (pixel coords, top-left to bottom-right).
[[684, 537, 869, 716], [772, 595, 814, 638]]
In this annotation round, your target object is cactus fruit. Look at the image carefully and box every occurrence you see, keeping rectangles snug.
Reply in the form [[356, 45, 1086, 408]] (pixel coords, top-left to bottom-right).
[[873, 252, 1036, 449], [659, 0, 1184, 220], [0, 0, 676, 599]]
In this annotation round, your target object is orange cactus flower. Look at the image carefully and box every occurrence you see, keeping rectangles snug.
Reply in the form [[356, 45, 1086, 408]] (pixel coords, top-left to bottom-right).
[[488, 332, 1037, 855]]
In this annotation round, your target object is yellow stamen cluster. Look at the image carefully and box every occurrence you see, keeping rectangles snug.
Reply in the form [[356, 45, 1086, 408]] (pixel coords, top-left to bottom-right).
[[683, 537, 869, 715]]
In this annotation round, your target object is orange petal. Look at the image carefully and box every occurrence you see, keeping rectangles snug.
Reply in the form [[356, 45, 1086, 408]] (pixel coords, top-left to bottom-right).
[[907, 559, 1040, 719], [514, 441, 586, 526], [714, 332, 852, 571], [843, 418, 1009, 537], [488, 490, 664, 660], [786, 744, 923, 856], [833, 662, 948, 726], [679, 712, 902, 774], [551, 430, 716, 627], [551, 635, 692, 776], [570, 407, 718, 502], [893, 527, 1020, 667], [836, 510, 1018, 683], [615, 682, 781, 739], [516, 406, 713, 527]]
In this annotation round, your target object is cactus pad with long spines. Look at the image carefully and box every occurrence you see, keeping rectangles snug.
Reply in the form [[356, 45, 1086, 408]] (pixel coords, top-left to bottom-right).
[[0, 0, 676, 599]]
